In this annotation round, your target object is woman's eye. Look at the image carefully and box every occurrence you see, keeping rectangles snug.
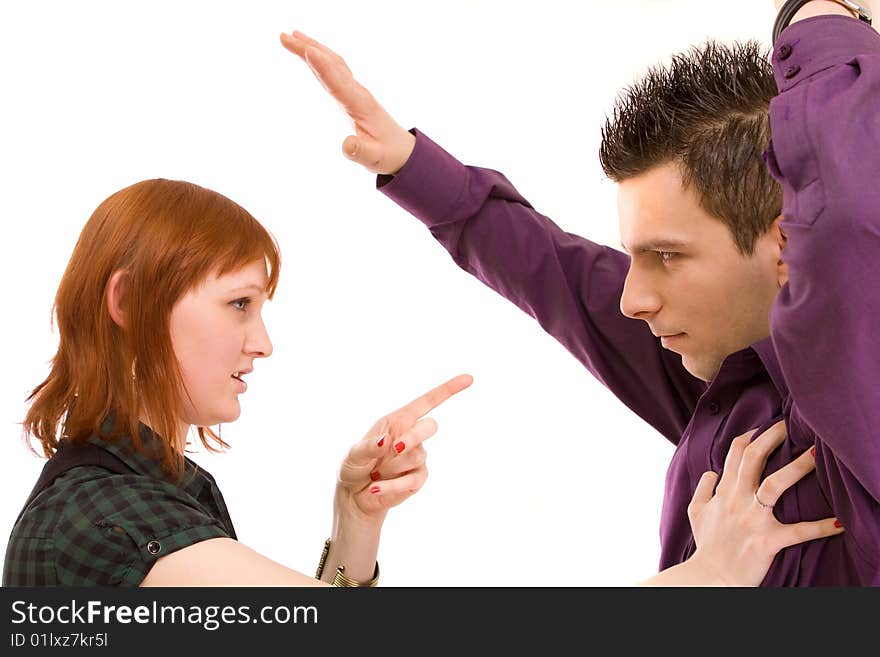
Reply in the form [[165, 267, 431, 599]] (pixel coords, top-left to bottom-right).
[[231, 298, 251, 311], [658, 251, 677, 263]]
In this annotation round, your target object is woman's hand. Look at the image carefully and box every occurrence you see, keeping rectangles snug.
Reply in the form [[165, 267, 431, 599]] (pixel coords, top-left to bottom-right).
[[279, 30, 416, 175], [685, 420, 844, 586], [334, 373, 473, 525]]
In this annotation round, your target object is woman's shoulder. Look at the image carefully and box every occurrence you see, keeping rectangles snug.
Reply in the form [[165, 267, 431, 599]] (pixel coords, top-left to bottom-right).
[[6, 465, 230, 586], [15, 465, 191, 531], [9, 465, 200, 560]]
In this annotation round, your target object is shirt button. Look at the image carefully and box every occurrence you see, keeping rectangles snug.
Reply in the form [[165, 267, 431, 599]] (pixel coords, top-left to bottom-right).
[[778, 43, 792, 60], [147, 540, 162, 555], [783, 64, 801, 79], [708, 401, 721, 415]]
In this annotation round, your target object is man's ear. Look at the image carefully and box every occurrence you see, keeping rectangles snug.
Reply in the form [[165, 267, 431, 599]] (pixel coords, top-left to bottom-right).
[[107, 270, 129, 328], [770, 215, 788, 288]]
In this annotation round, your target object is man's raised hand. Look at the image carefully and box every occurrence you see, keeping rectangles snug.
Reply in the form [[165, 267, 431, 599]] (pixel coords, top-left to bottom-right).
[[280, 30, 416, 175]]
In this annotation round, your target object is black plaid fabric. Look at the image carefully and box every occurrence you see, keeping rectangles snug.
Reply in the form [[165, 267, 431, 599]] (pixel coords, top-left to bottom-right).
[[3, 419, 236, 586]]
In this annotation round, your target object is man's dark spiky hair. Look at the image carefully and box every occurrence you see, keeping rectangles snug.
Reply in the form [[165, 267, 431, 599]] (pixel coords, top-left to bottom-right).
[[599, 40, 782, 255]]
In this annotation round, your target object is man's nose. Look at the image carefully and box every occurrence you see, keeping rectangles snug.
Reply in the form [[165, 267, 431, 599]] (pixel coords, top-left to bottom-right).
[[619, 267, 662, 320]]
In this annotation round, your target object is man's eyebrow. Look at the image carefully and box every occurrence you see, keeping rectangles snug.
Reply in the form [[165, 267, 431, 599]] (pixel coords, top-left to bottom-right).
[[620, 240, 690, 254]]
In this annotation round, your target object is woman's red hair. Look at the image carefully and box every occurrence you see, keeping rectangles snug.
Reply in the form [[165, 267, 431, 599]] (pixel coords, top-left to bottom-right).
[[23, 179, 281, 480]]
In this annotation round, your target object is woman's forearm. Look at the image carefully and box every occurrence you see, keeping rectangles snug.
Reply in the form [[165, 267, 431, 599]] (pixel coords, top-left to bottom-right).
[[317, 502, 386, 584]]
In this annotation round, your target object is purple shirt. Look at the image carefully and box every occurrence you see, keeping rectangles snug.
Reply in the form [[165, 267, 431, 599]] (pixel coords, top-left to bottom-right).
[[378, 16, 880, 585]]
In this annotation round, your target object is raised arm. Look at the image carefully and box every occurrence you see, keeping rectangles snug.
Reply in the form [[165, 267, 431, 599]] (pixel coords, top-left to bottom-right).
[[280, 32, 706, 444], [764, 1, 880, 577]]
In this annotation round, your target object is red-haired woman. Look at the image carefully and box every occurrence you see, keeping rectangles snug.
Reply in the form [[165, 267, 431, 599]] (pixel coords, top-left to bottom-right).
[[3, 178, 841, 587], [3, 178, 471, 586]]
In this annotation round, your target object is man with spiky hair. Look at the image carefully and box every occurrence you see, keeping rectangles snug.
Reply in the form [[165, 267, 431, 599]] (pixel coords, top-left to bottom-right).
[[282, 0, 880, 585]]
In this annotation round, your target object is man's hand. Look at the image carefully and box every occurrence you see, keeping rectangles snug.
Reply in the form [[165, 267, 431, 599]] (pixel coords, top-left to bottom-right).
[[280, 31, 416, 175], [774, 0, 866, 20]]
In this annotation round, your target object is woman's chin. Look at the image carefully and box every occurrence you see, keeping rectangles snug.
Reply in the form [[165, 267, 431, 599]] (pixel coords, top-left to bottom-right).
[[195, 404, 242, 428]]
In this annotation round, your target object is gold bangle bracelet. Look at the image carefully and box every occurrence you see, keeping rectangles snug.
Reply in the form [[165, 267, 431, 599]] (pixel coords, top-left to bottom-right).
[[316, 538, 380, 586], [315, 538, 331, 580], [332, 562, 380, 587]]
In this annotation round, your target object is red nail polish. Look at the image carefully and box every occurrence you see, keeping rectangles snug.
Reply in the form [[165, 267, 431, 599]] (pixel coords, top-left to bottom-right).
[[394, 441, 405, 454], [370, 486, 380, 494], [810, 446, 815, 457], [369, 471, 381, 481], [376, 434, 385, 447], [834, 520, 843, 529]]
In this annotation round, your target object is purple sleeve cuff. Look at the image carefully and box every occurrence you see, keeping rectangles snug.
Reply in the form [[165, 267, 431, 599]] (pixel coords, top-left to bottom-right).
[[772, 14, 880, 92], [376, 129, 470, 229]]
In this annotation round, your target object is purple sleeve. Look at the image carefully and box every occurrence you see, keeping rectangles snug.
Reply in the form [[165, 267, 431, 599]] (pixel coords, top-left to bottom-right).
[[766, 16, 880, 563], [378, 130, 705, 444]]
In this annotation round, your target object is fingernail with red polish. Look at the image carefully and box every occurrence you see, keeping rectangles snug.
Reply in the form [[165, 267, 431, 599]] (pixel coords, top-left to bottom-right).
[[369, 471, 381, 481], [810, 446, 815, 457], [370, 486, 381, 494], [376, 434, 385, 448], [394, 441, 405, 454], [834, 520, 843, 529]]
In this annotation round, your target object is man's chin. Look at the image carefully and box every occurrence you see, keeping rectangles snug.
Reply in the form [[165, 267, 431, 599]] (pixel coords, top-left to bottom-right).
[[680, 353, 719, 383]]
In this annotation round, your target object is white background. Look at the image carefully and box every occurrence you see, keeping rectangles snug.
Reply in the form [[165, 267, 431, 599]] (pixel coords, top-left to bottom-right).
[[0, 0, 777, 586]]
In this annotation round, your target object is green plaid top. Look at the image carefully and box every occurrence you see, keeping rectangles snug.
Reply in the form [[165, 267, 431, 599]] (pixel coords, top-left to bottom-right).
[[2, 420, 236, 586]]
